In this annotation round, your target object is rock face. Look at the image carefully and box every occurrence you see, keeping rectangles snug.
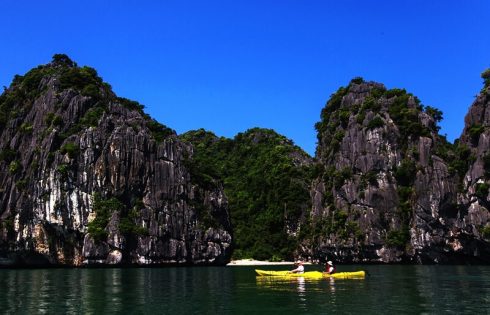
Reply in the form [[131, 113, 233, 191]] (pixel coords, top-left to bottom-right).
[[0, 55, 232, 266], [457, 81, 490, 261], [1, 56, 489, 266], [306, 78, 490, 264], [180, 128, 313, 261]]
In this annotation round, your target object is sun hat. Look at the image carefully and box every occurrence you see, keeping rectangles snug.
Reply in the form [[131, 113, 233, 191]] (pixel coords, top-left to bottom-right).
[[295, 260, 303, 265], [327, 261, 333, 265]]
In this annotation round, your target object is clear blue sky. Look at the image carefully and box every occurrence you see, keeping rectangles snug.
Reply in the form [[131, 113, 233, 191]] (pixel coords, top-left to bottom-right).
[[1, 1, 489, 156]]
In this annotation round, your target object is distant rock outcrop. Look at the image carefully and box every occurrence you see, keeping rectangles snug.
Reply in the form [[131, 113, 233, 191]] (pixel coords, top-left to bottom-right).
[[305, 77, 490, 264], [0, 54, 232, 266]]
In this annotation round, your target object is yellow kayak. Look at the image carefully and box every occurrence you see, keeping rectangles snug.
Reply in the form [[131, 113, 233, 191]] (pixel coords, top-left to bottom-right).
[[255, 269, 365, 279]]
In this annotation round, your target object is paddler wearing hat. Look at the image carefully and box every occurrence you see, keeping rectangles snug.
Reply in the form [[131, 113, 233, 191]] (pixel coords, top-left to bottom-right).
[[325, 260, 336, 274]]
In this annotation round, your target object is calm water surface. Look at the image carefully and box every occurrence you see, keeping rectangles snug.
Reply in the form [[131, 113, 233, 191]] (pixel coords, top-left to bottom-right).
[[1, 265, 489, 314]]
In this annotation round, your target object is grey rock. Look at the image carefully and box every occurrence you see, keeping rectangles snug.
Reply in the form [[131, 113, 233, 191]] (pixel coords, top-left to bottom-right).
[[0, 59, 232, 266], [307, 80, 490, 264]]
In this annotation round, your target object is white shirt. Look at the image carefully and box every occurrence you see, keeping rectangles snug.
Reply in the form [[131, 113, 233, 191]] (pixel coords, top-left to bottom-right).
[[292, 265, 304, 273]]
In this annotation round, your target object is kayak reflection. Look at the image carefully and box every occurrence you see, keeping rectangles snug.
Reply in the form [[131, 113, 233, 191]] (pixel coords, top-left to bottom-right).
[[296, 276, 306, 294]]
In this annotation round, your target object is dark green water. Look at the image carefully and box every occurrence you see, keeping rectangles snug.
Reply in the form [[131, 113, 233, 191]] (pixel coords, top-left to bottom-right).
[[1, 265, 489, 314]]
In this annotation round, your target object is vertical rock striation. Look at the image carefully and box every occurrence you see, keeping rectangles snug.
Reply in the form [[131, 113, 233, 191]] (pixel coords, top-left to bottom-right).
[[307, 77, 490, 264], [0, 55, 232, 266]]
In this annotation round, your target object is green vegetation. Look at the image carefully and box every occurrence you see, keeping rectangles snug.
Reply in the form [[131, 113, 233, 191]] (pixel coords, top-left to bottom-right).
[[181, 128, 313, 261], [333, 167, 353, 189], [146, 118, 174, 142], [482, 225, 490, 239], [390, 158, 417, 248], [386, 91, 429, 142], [386, 228, 410, 248], [468, 124, 484, 144], [56, 163, 70, 177], [8, 160, 21, 174], [15, 179, 28, 190], [87, 194, 125, 242], [350, 77, 365, 84], [87, 194, 148, 242], [81, 106, 106, 127], [59, 105, 106, 139], [314, 86, 349, 137], [0, 54, 105, 130], [52, 53, 76, 67], [338, 109, 351, 127], [424, 106, 443, 122], [44, 113, 64, 127], [356, 112, 366, 124], [117, 97, 145, 114], [394, 159, 417, 187], [19, 122, 33, 134], [59, 65, 104, 96], [119, 208, 149, 236], [0, 53, 171, 148], [361, 170, 379, 187], [0, 54, 110, 133], [367, 116, 384, 130], [482, 68, 490, 88], [361, 96, 381, 113], [60, 142, 79, 159], [299, 206, 363, 247], [434, 138, 474, 181], [475, 183, 489, 200]]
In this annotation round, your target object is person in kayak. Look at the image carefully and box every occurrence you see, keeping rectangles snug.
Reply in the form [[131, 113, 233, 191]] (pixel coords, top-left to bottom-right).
[[289, 260, 305, 274], [325, 261, 336, 274]]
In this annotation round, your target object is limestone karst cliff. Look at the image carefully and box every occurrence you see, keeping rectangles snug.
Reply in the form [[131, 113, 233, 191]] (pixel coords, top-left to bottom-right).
[[1, 55, 489, 266], [0, 55, 232, 266], [305, 77, 490, 264]]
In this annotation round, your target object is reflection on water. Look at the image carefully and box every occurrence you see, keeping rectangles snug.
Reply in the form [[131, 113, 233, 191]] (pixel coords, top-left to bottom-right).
[[0, 267, 236, 314], [296, 277, 305, 294], [295, 277, 307, 310], [255, 275, 328, 294], [1, 266, 489, 314]]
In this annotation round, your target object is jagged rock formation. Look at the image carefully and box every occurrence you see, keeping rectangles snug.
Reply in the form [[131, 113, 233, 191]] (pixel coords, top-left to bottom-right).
[[0, 55, 232, 266], [456, 76, 490, 258], [180, 128, 313, 261], [1, 55, 489, 266], [305, 77, 490, 264]]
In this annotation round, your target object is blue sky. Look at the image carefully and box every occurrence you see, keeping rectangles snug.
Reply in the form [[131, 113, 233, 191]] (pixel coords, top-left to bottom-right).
[[1, 1, 489, 156]]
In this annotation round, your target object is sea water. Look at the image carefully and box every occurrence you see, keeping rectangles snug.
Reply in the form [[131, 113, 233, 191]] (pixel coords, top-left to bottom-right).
[[0, 265, 489, 314]]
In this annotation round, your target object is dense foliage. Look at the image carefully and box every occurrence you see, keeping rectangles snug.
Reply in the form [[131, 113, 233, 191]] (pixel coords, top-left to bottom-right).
[[87, 194, 148, 242], [181, 128, 313, 261], [87, 194, 125, 242]]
